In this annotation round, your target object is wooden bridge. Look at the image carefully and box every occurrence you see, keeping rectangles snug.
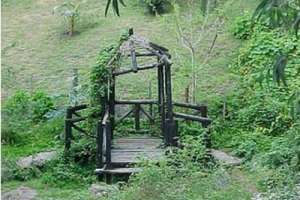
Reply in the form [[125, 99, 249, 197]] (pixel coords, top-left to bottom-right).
[[64, 29, 212, 183]]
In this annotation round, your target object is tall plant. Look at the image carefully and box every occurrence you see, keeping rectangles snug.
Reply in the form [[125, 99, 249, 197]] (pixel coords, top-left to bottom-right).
[[53, 1, 85, 36]]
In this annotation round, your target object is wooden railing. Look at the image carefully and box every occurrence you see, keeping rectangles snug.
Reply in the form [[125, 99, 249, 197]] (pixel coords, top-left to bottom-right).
[[64, 104, 89, 154], [173, 102, 212, 148], [96, 109, 111, 169]]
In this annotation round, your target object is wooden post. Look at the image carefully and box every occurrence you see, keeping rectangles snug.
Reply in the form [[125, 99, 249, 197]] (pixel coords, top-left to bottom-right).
[[185, 86, 189, 104], [134, 104, 140, 131], [164, 63, 175, 145], [109, 76, 115, 139], [199, 105, 211, 149], [165, 63, 173, 120], [64, 107, 72, 155], [157, 65, 162, 114], [106, 121, 112, 165], [148, 81, 153, 120], [96, 121, 103, 169], [159, 65, 166, 139]]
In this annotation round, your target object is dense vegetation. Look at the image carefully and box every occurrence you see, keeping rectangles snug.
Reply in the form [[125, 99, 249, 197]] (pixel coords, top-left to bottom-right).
[[2, 0, 299, 199]]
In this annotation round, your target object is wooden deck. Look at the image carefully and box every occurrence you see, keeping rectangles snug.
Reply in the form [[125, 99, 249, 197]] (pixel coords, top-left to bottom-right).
[[110, 136, 165, 165]]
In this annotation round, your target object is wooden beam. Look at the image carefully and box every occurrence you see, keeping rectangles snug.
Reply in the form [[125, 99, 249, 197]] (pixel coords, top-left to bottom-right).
[[64, 107, 72, 154], [134, 104, 140, 131], [116, 108, 134, 125], [129, 40, 138, 72], [66, 117, 87, 123], [96, 121, 103, 169], [69, 104, 88, 112], [115, 99, 157, 105], [173, 102, 207, 113], [173, 112, 212, 125], [140, 106, 155, 123], [113, 63, 163, 76]]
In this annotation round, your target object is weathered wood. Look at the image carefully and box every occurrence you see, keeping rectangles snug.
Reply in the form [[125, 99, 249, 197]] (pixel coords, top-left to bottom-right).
[[105, 121, 112, 165], [173, 102, 207, 112], [126, 52, 156, 57], [95, 167, 142, 174], [69, 104, 88, 112], [109, 76, 115, 139], [116, 108, 134, 125], [140, 106, 155, 123], [165, 63, 173, 120], [173, 112, 212, 124], [158, 65, 166, 139], [66, 117, 87, 123], [113, 63, 163, 76], [64, 107, 72, 153], [115, 99, 157, 105], [148, 81, 153, 119], [96, 121, 103, 169], [129, 40, 138, 72], [134, 104, 140, 131]]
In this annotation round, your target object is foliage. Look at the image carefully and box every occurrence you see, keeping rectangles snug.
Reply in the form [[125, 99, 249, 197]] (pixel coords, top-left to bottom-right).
[[2, 90, 55, 145], [1, 158, 41, 182], [232, 13, 253, 39], [141, 0, 173, 15], [53, 1, 86, 36], [252, 0, 300, 34], [105, 0, 126, 16], [41, 154, 95, 187]]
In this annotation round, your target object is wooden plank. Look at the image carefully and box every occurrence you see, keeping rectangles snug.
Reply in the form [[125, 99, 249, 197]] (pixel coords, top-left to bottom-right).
[[174, 112, 212, 124], [113, 63, 163, 76], [115, 99, 157, 105], [95, 167, 142, 174]]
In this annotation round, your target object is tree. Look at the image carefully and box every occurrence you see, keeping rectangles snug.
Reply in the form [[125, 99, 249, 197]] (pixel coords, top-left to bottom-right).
[[252, 0, 300, 35]]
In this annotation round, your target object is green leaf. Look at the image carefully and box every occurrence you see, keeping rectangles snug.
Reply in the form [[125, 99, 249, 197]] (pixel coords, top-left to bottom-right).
[[105, 0, 111, 16]]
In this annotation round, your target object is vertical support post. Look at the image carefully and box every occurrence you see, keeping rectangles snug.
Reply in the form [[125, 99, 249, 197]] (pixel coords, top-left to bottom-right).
[[134, 104, 140, 131], [148, 81, 153, 120], [200, 106, 211, 149], [64, 107, 72, 155], [164, 62, 175, 145], [96, 121, 103, 169], [159, 65, 166, 139], [106, 121, 112, 165], [157, 64, 162, 114], [109, 76, 115, 139], [165, 63, 173, 120]]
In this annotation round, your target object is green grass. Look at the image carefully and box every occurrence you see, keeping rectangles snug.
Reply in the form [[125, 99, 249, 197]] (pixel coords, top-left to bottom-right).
[[2, 117, 64, 159], [1, 1, 263, 199], [1, 179, 96, 200], [2, 0, 258, 106]]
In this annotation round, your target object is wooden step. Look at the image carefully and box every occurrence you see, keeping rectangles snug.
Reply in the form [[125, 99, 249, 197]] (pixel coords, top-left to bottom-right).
[[95, 167, 142, 174]]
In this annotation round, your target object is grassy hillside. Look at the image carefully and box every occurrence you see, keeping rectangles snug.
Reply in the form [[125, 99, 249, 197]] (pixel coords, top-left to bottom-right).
[[2, 0, 257, 104], [6, 1, 300, 200]]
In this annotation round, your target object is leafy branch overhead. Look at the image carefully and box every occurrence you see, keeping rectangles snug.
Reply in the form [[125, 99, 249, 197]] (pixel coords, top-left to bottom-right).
[[252, 0, 300, 36], [105, 0, 126, 16]]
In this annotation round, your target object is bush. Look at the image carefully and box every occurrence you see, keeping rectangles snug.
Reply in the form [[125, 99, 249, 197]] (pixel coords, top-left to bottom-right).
[[232, 13, 253, 40], [140, 0, 173, 15], [2, 90, 54, 145]]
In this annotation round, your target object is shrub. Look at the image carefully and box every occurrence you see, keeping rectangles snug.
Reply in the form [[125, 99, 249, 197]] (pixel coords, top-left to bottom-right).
[[2, 90, 54, 145], [141, 0, 173, 15], [232, 13, 253, 39]]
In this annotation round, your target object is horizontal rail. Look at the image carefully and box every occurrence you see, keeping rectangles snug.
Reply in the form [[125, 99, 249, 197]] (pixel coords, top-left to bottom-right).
[[113, 63, 163, 76], [173, 102, 207, 111], [69, 104, 88, 112], [66, 116, 87, 123], [115, 99, 158, 105], [174, 112, 212, 124], [126, 52, 156, 57]]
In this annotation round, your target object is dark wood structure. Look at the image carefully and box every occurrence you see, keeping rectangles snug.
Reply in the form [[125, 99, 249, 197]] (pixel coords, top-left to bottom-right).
[[64, 30, 212, 183]]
